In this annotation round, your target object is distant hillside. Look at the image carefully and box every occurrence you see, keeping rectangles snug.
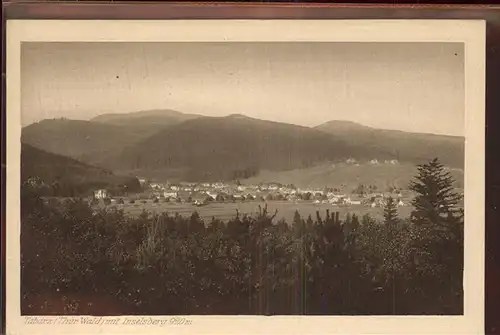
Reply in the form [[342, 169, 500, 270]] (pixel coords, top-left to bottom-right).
[[21, 119, 162, 166], [22, 110, 202, 166], [21, 143, 141, 196], [315, 120, 464, 169], [90, 109, 200, 130], [243, 161, 464, 192], [108, 115, 405, 182], [22, 113, 465, 184]]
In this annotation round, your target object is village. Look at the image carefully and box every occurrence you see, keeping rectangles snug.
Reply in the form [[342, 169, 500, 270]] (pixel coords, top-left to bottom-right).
[[93, 178, 410, 209]]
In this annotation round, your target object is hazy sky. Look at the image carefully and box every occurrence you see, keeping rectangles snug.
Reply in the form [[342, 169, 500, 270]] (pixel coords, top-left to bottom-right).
[[21, 42, 464, 136]]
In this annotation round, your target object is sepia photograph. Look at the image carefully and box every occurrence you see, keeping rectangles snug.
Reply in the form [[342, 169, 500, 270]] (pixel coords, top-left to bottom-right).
[[6, 19, 485, 335]]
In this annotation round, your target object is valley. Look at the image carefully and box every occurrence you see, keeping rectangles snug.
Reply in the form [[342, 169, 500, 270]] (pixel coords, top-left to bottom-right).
[[20, 109, 464, 222]]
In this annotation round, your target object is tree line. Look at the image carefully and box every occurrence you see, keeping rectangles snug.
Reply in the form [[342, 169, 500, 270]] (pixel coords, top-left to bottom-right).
[[20, 158, 463, 315]]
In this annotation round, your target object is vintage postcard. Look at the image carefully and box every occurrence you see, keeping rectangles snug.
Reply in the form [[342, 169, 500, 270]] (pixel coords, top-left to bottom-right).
[[6, 19, 485, 334]]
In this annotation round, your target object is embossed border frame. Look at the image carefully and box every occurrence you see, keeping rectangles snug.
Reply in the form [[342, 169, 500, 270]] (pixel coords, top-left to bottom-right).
[[2, 2, 497, 335]]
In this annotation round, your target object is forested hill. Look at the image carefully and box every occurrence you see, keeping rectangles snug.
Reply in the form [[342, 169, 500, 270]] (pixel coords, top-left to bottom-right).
[[90, 109, 200, 127], [21, 143, 141, 196], [108, 114, 450, 181], [21, 110, 198, 167], [315, 120, 464, 169]]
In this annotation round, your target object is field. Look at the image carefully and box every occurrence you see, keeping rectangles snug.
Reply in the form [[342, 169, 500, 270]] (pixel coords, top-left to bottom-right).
[[101, 200, 414, 223]]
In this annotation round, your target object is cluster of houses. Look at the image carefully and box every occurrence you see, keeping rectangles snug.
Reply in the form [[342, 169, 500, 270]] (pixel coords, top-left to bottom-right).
[[312, 192, 406, 207], [150, 182, 292, 205], [368, 159, 400, 165], [92, 180, 408, 208]]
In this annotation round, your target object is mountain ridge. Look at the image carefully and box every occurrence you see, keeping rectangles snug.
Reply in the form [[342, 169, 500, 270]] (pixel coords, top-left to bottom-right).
[[90, 108, 200, 125], [21, 110, 465, 183], [105, 114, 463, 181], [21, 119, 156, 166], [315, 119, 464, 169], [316, 120, 463, 139]]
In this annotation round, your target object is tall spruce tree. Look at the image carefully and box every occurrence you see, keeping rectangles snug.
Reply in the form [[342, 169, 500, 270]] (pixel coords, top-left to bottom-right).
[[407, 158, 464, 314], [383, 196, 399, 227], [381, 195, 401, 313], [408, 158, 463, 231]]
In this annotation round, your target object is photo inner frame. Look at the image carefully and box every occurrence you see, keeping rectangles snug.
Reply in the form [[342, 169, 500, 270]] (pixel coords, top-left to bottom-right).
[[5, 19, 486, 335]]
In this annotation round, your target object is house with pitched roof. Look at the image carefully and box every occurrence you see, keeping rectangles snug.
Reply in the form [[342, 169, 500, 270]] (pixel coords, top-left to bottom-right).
[[94, 189, 108, 199]]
